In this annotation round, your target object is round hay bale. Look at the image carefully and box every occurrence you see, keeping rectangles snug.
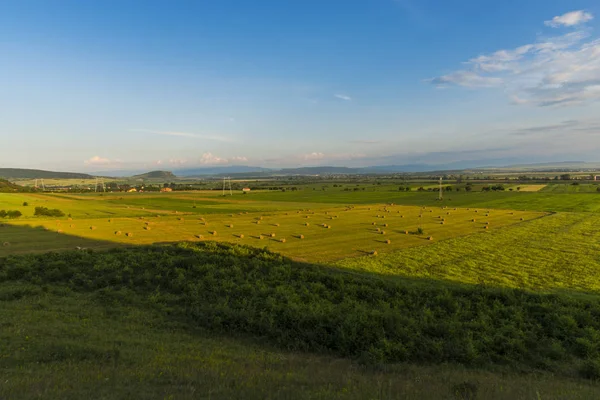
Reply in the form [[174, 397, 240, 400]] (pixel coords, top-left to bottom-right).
[[178, 217, 184, 221], [258, 235, 264, 240], [326, 225, 331, 229], [427, 236, 433, 241], [520, 217, 524, 221], [401, 215, 404, 218], [386, 239, 391, 244], [90, 226, 96, 230], [404, 230, 408, 234], [195, 234, 203, 239], [472, 219, 476, 222], [485, 221, 490, 225], [68, 217, 72, 221], [383, 223, 388, 227], [2, 242, 9, 246], [70, 224, 75, 228], [126, 232, 133, 237], [256, 221, 261, 224], [212, 231, 217, 235], [115, 231, 122, 235], [305, 222, 310, 226], [270, 233, 276, 237], [299, 234, 304, 239], [274, 223, 279, 227], [380, 230, 386, 235], [372, 222, 377, 225], [145, 221, 150, 225], [376, 227, 381, 232], [371, 250, 378, 256], [440, 221, 445, 225], [239, 234, 244, 239], [259, 216, 263, 220], [144, 226, 151, 230], [484, 226, 489, 230], [280, 238, 286, 243], [228, 224, 234, 228]]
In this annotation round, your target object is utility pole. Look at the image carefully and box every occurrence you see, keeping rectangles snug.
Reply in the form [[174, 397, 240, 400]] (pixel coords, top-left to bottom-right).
[[439, 177, 443, 201]]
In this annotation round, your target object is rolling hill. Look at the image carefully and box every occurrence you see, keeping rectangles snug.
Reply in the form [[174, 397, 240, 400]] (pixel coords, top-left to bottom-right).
[[132, 170, 177, 179], [0, 168, 94, 180]]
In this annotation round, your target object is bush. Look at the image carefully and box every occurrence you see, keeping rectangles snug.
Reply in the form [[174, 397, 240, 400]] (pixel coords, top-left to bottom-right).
[[23, 202, 28, 206], [34, 207, 65, 217], [0, 210, 22, 219], [7, 210, 22, 219], [417, 227, 424, 235]]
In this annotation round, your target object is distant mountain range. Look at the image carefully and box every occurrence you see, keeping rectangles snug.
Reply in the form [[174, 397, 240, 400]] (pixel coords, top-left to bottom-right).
[[2, 161, 600, 181]]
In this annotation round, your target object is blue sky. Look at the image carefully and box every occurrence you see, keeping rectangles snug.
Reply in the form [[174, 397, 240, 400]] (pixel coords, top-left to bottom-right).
[[1, 0, 600, 171]]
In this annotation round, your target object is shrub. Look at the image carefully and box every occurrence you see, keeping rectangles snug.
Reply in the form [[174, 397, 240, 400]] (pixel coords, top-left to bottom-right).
[[417, 227, 424, 235], [34, 207, 65, 217], [23, 202, 28, 206], [6, 210, 22, 219]]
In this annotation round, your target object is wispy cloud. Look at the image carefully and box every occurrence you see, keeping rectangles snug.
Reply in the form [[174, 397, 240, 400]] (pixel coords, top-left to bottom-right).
[[428, 11, 600, 107], [129, 128, 234, 142], [511, 120, 580, 136], [334, 94, 352, 101], [545, 10, 593, 28], [349, 140, 382, 144]]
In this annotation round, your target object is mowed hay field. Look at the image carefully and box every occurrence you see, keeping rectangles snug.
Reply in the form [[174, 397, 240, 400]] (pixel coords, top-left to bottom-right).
[[0, 192, 543, 262]]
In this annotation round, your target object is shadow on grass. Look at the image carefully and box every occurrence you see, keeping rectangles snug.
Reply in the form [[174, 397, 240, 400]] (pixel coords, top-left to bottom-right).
[[0, 223, 127, 256]]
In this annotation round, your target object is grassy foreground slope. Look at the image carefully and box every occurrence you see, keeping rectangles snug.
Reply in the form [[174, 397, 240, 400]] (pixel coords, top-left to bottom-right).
[[3, 287, 599, 400], [3, 243, 600, 379]]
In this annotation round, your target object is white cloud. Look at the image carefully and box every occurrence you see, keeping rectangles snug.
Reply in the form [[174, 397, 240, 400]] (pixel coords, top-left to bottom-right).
[[429, 12, 600, 107], [302, 152, 325, 160], [168, 159, 187, 165], [84, 156, 112, 165], [199, 153, 229, 165], [129, 129, 233, 142], [230, 156, 248, 163], [334, 94, 352, 101], [545, 10, 593, 28]]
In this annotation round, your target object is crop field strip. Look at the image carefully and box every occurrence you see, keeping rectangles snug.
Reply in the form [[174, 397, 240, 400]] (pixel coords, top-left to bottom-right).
[[1, 192, 542, 262]]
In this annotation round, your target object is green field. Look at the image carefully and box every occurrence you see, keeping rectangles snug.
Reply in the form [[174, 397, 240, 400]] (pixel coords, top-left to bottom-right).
[[2, 186, 600, 398], [1, 192, 544, 262]]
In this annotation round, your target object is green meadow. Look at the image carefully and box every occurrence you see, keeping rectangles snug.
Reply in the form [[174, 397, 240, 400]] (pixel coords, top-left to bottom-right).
[[2, 184, 600, 399]]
